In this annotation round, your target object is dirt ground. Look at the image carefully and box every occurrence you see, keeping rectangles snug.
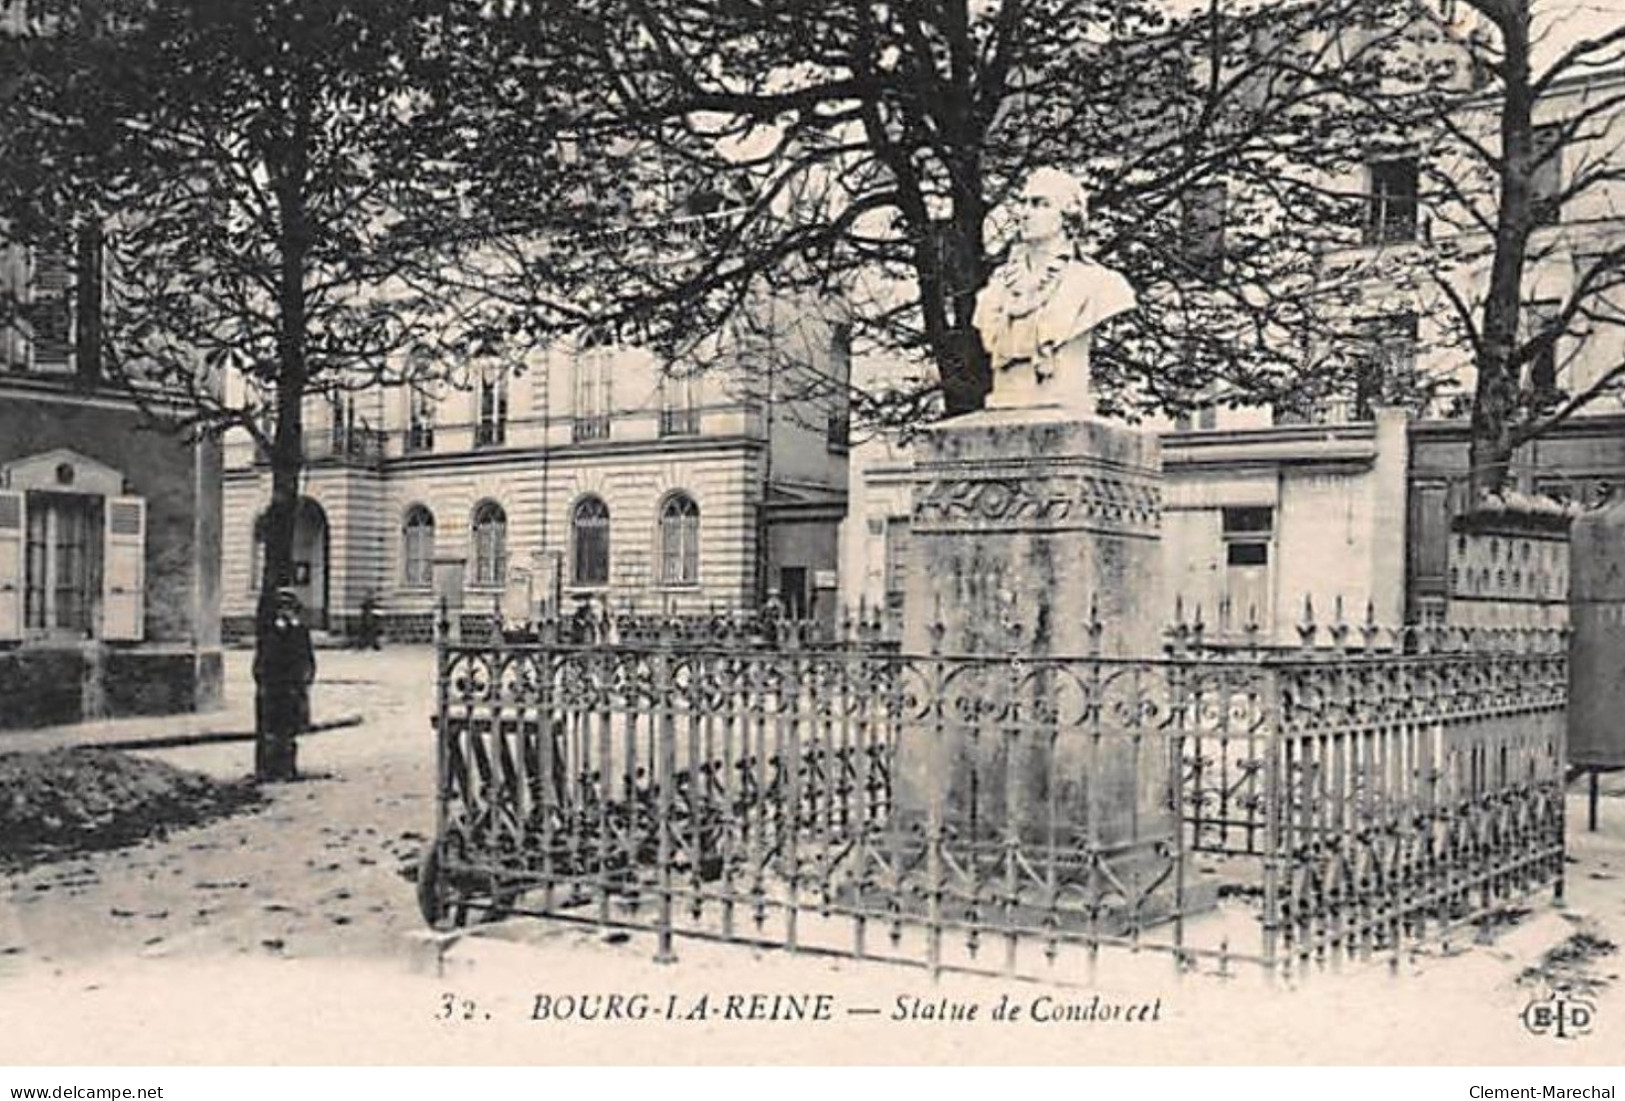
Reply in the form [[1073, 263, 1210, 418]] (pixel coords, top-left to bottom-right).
[[1, 647, 1622, 1067]]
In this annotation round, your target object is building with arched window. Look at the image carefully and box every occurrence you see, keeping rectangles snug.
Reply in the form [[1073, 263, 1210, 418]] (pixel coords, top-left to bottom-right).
[[219, 297, 851, 641], [470, 500, 508, 588], [402, 505, 435, 588], [658, 493, 700, 586], [571, 496, 610, 586]]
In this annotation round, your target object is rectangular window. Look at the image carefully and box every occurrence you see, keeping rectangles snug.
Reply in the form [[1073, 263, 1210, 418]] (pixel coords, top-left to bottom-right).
[[1226, 541, 1269, 566], [573, 349, 612, 442], [659, 371, 699, 437], [23, 492, 101, 635], [25, 246, 75, 372], [2, 226, 104, 376], [1352, 312, 1419, 420], [1, 244, 23, 370], [329, 392, 354, 455], [1222, 507, 1273, 536], [407, 388, 436, 453], [883, 517, 911, 613], [477, 369, 508, 447], [1531, 123, 1564, 227], [1366, 158, 1419, 245]]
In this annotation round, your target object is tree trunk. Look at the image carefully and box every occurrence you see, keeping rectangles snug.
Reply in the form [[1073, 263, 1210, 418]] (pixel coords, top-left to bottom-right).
[[1468, 2, 1535, 504], [254, 97, 314, 783], [254, 417, 305, 782]]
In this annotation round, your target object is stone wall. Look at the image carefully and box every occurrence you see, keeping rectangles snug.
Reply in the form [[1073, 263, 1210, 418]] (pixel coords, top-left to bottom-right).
[[0, 645, 221, 731]]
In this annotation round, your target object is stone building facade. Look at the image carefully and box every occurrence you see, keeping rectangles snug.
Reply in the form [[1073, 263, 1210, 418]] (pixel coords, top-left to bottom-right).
[[220, 308, 851, 642]]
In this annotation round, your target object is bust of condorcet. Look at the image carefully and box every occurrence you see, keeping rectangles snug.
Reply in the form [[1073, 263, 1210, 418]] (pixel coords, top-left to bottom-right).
[[972, 168, 1137, 415]]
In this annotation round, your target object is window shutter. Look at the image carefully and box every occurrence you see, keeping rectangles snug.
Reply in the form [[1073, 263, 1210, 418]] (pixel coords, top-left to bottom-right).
[[28, 247, 74, 371], [0, 491, 24, 641], [102, 495, 146, 642]]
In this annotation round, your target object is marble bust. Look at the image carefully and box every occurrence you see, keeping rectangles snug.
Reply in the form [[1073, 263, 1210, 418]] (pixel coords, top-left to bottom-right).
[[972, 168, 1137, 414]]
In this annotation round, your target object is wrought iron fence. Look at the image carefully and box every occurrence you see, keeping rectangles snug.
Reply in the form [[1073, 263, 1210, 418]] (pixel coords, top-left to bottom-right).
[[420, 609, 1567, 983]]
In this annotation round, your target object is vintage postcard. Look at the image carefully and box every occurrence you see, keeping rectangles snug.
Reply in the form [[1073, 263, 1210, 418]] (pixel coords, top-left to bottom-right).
[[1, 0, 1623, 1076]]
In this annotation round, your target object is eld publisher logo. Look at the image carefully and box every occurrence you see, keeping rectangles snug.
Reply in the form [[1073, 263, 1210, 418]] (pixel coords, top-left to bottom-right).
[[1522, 996, 1596, 1040]]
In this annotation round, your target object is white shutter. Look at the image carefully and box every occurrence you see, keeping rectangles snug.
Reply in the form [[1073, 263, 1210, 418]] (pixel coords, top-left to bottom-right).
[[102, 495, 145, 642], [0, 491, 23, 641]]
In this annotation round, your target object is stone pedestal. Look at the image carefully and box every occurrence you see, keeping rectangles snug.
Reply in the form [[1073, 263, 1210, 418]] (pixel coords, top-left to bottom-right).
[[895, 408, 1178, 910], [902, 409, 1164, 657], [1446, 501, 1571, 629]]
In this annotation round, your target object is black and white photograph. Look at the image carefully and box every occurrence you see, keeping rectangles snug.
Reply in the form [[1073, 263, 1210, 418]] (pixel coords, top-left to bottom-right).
[[1, 0, 1623, 1082]]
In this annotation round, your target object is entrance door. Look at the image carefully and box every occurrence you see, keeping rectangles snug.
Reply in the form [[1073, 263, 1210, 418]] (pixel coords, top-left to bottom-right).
[[291, 497, 329, 630], [779, 566, 808, 619]]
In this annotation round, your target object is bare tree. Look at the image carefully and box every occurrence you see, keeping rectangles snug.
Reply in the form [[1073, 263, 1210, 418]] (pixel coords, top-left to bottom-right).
[[1282, 0, 1625, 498]]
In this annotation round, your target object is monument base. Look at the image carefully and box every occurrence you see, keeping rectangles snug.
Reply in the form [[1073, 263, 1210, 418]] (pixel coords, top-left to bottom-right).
[[894, 409, 1192, 923]]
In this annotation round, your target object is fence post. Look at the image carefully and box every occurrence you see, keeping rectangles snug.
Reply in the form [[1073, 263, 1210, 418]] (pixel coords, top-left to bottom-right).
[[654, 640, 678, 963], [433, 597, 451, 864], [927, 620, 947, 979], [1260, 656, 1284, 984]]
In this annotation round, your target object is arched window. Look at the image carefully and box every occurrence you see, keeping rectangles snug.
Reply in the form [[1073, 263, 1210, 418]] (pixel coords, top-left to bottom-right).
[[658, 493, 700, 585], [471, 499, 507, 587], [572, 496, 610, 586], [402, 505, 435, 588]]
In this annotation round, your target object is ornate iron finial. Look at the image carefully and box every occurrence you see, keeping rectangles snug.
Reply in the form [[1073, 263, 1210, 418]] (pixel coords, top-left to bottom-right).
[[1297, 595, 1317, 650]]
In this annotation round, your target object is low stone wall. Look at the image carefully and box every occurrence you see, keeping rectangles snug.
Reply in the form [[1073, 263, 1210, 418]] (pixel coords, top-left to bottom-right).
[[103, 649, 223, 717], [0, 645, 222, 732], [0, 647, 88, 729]]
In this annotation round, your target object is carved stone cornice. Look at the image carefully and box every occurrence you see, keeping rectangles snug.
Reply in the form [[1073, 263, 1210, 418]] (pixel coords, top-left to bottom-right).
[[911, 458, 1161, 537]]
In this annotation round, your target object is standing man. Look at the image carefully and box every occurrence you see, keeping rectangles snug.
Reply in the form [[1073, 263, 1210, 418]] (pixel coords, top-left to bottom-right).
[[254, 588, 316, 779]]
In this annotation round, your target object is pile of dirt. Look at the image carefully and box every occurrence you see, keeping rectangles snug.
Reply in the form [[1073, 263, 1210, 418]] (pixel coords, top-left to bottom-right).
[[0, 747, 262, 871]]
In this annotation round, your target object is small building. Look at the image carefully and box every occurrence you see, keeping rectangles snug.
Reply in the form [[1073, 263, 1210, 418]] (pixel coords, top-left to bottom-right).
[[0, 245, 223, 729]]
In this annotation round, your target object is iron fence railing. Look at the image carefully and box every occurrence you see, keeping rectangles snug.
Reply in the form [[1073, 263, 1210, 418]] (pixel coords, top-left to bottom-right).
[[419, 613, 1567, 984]]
